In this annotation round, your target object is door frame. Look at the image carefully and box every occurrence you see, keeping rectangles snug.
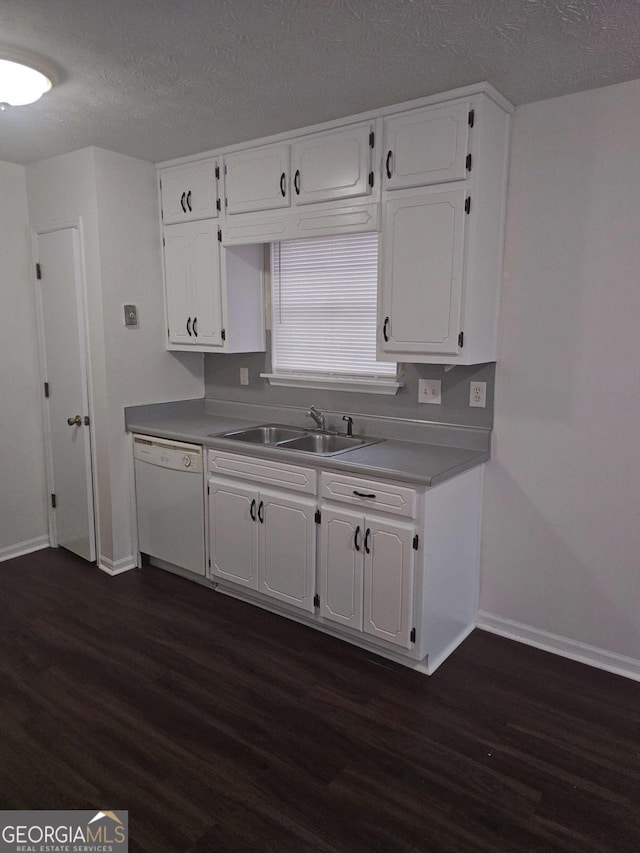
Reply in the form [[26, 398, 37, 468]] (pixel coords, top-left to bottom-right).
[[31, 219, 99, 561]]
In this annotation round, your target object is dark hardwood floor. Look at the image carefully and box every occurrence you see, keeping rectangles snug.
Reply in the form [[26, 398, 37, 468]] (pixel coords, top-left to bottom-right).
[[1, 548, 639, 852]]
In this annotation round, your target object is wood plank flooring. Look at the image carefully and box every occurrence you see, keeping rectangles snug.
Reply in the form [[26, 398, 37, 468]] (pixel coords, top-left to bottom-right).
[[0, 547, 639, 852]]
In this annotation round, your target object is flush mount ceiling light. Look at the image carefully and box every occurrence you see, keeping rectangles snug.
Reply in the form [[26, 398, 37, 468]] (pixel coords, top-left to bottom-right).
[[0, 57, 53, 109]]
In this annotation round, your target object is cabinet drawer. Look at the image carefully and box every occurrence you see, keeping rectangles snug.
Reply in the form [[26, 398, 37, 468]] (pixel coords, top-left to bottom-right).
[[319, 472, 417, 519], [208, 450, 316, 495]]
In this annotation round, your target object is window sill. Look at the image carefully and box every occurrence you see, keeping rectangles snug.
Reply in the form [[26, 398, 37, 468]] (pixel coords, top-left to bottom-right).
[[260, 373, 403, 396]]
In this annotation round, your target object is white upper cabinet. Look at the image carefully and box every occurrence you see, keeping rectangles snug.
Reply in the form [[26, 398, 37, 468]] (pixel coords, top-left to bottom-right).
[[383, 102, 471, 190], [379, 93, 512, 364], [379, 186, 466, 358], [291, 122, 373, 205], [223, 122, 374, 217], [158, 83, 512, 364], [160, 159, 220, 224], [164, 219, 223, 347], [224, 144, 290, 215], [163, 223, 265, 353]]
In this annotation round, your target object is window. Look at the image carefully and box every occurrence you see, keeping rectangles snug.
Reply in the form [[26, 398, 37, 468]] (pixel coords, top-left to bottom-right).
[[263, 232, 400, 395]]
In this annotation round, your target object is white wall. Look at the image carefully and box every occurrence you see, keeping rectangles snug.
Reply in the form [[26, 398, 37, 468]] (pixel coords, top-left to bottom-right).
[[26, 148, 203, 570], [0, 162, 49, 559], [479, 79, 640, 673], [92, 148, 203, 565]]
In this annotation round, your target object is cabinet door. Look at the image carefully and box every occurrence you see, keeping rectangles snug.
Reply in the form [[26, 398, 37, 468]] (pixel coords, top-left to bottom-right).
[[291, 123, 372, 206], [318, 506, 363, 631], [225, 144, 290, 215], [190, 219, 224, 347], [208, 478, 259, 589], [163, 223, 193, 345], [257, 489, 316, 612], [161, 160, 219, 224], [384, 102, 470, 190], [363, 516, 415, 649], [164, 220, 223, 348], [379, 187, 466, 358]]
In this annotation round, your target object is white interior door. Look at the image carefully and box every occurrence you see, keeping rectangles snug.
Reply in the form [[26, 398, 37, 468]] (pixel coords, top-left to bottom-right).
[[36, 228, 96, 561]]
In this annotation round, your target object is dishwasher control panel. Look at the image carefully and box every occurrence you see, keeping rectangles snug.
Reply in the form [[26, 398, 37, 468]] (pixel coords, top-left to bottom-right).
[[133, 435, 203, 473]]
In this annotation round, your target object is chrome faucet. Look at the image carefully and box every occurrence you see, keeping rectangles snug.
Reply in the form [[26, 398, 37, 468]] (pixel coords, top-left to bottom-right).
[[307, 405, 326, 431]]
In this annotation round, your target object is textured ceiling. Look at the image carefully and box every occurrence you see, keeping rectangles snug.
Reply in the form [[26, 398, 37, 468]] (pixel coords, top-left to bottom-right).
[[0, 0, 639, 165]]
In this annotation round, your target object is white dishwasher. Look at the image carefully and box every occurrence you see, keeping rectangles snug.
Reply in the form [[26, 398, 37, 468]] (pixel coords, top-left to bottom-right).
[[133, 434, 205, 576]]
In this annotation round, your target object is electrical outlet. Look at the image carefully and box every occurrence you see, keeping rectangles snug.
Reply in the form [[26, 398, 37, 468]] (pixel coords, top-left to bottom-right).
[[239, 367, 249, 386], [418, 378, 441, 404], [469, 381, 487, 408]]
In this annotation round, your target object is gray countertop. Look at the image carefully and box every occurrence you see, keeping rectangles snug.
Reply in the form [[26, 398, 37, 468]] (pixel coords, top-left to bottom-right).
[[125, 400, 489, 488]]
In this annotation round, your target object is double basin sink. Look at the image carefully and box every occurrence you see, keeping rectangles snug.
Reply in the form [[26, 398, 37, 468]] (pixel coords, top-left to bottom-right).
[[211, 424, 382, 457]]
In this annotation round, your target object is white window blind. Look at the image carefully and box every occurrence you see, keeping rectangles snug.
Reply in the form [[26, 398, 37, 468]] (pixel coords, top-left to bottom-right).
[[270, 232, 396, 382]]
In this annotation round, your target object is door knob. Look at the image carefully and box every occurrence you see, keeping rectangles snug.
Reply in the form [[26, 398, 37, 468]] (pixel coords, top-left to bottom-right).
[[67, 415, 82, 426]]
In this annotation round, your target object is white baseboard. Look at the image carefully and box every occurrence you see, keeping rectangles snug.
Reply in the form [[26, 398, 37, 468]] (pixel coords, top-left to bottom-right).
[[98, 555, 137, 576], [477, 611, 640, 683], [0, 535, 50, 563]]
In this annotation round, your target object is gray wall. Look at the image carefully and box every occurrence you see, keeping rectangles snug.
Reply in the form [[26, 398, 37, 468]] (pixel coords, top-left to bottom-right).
[[204, 332, 495, 428]]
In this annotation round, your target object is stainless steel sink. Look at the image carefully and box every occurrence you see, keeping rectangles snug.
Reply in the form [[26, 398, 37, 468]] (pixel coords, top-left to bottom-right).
[[211, 424, 306, 444], [212, 423, 382, 456], [276, 433, 381, 456]]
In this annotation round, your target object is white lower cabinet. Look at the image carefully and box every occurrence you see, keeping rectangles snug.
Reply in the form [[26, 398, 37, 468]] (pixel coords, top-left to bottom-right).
[[205, 449, 483, 674], [319, 507, 415, 648], [208, 475, 316, 612]]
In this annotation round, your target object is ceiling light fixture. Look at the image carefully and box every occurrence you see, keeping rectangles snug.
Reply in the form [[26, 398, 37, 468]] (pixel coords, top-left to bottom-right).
[[0, 57, 53, 109]]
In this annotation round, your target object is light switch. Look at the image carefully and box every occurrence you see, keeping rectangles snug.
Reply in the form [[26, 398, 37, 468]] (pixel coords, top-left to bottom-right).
[[123, 304, 138, 326], [418, 378, 441, 404]]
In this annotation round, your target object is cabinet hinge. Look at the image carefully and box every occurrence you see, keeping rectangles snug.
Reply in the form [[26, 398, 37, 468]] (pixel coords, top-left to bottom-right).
[[162, 236, 165, 247], [217, 228, 222, 242], [412, 534, 419, 550], [35, 263, 42, 280], [221, 328, 226, 342], [314, 509, 321, 524], [215, 166, 220, 179], [410, 627, 416, 643], [368, 171, 374, 188], [468, 109, 475, 128], [465, 196, 471, 214], [216, 198, 221, 212], [44, 382, 50, 398], [208, 558, 211, 568], [369, 130, 375, 148], [51, 493, 56, 509], [207, 485, 210, 495], [458, 331, 464, 348], [313, 593, 320, 608], [466, 153, 472, 171]]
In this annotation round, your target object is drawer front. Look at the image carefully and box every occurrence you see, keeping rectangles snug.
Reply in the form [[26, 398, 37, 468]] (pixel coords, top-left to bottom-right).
[[319, 472, 417, 519], [208, 450, 316, 495]]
